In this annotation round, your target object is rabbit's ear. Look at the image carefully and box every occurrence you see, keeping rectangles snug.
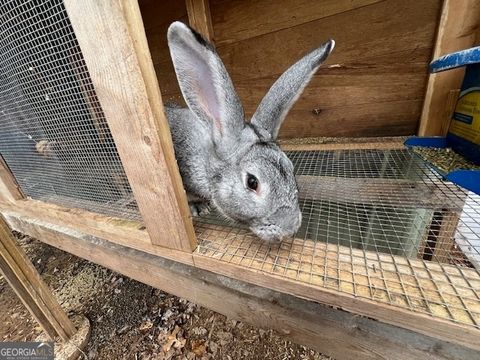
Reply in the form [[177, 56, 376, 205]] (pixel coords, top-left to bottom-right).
[[251, 40, 335, 141], [167, 22, 244, 150]]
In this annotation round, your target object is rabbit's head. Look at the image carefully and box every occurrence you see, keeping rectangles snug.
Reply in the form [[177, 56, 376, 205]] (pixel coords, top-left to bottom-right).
[[168, 22, 334, 242]]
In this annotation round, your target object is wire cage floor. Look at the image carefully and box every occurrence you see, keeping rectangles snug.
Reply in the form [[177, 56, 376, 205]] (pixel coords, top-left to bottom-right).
[[194, 147, 480, 329]]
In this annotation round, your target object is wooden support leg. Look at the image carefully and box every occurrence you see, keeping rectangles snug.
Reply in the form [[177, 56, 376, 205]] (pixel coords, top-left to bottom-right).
[[0, 215, 76, 342], [432, 210, 460, 263], [419, 210, 460, 263]]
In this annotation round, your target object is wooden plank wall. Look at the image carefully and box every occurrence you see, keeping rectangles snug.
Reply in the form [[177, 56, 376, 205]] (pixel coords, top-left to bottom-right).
[[211, 0, 442, 138], [140, 0, 442, 139]]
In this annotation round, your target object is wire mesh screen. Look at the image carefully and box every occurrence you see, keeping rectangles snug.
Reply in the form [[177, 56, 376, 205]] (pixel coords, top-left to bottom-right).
[[195, 148, 480, 329], [0, 0, 140, 220]]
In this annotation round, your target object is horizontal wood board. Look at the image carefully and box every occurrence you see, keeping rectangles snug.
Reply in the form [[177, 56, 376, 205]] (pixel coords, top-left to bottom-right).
[[0, 199, 194, 265]]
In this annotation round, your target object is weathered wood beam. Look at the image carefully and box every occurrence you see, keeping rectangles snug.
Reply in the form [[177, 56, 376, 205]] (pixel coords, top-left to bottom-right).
[[0, 215, 76, 341], [0, 199, 194, 266], [0, 156, 24, 203], [64, 0, 196, 252]]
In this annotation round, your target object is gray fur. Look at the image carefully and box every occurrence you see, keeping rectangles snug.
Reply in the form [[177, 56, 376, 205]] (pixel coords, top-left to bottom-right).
[[251, 40, 335, 141], [167, 22, 333, 242]]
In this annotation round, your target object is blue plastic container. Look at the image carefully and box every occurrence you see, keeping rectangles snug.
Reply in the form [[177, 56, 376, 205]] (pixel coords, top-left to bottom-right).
[[405, 46, 480, 194]]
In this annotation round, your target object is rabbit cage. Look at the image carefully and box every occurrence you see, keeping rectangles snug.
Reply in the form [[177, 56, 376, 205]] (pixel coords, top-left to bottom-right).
[[0, 0, 479, 358]]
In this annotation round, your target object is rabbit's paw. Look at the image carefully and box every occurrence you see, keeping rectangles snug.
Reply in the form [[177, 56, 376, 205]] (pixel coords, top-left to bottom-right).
[[189, 202, 211, 217]]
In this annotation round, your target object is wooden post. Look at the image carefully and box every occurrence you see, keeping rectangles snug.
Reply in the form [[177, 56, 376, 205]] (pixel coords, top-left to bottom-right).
[[418, 0, 480, 136], [64, 0, 197, 252], [0, 215, 76, 341], [0, 156, 24, 203], [430, 210, 460, 263], [440, 89, 460, 136], [186, 0, 214, 41]]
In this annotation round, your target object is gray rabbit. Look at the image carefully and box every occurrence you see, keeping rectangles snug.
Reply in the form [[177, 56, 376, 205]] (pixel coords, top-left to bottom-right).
[[167, 22, 334, 242]]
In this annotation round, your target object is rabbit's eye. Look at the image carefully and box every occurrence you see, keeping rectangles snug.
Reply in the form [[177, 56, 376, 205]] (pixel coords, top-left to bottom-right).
[[246, 173, 259, 191]]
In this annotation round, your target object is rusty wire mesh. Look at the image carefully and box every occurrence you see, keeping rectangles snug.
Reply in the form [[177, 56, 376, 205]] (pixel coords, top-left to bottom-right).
[[195, 148, 480, 328], [0, 0, 140, 220]]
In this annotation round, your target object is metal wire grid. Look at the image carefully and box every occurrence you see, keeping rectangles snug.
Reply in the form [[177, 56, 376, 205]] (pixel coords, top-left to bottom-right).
[[0, 0, 140, 220], [195, 148, 480, 328]]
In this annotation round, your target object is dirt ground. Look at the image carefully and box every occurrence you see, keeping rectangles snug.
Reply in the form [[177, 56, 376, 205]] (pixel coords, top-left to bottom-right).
[[0, 233, 332, 360]]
